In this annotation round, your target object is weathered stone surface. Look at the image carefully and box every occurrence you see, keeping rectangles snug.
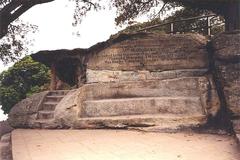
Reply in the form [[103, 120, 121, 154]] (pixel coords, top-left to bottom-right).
[[232, 119, 240, 145], [8, 91, 48, 128], [212, 31, 240, 145], [0, 121, 13, 138], [212, 31, 240, 60], [82, 97, 204, 118], [74, 114, 207, 130], [86, 69, 208, 83], [78, 77, 220, 119], [53, 90, 80, 128], [233, 119, 240, 133], [217, 63, 240, 88], [81, 77, 208, 99], [212, 32, 240, 116], [88, 33, 208, 71], [0, 133, 12, 160]]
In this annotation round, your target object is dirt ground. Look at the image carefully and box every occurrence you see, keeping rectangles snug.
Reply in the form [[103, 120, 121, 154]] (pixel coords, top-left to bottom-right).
[[12, 129, 240, 160]]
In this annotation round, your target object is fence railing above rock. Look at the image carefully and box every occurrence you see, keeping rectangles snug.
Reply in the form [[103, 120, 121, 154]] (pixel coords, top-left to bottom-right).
[[137, 14, 225, 36]]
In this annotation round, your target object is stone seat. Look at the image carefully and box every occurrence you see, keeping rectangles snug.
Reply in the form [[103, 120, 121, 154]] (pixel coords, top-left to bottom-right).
[[81, 97, 204, 118], [74, 114, 206, 130]]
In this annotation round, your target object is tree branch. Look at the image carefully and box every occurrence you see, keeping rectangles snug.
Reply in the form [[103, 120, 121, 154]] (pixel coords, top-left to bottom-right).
[[0, 0, 54, 39]]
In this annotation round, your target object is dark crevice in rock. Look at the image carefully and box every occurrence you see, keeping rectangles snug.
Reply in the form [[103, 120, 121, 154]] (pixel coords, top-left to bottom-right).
[[205, 41, 234, 133], [215, 58, 240, 65]]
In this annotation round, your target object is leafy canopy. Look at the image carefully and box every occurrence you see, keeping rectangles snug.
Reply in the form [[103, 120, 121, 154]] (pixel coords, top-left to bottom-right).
[[0, 56, 50, 113], [117, 7, 224, 36]]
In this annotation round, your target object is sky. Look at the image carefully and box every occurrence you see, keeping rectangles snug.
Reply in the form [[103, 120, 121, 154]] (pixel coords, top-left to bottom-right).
[[0, 0, 151, 120]]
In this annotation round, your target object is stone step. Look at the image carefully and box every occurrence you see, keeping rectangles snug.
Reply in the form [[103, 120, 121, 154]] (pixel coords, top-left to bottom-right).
[[48, 90, 69, 96], [232, 119, 240, 133], [34, 119, 57, 129], [42, 102, 58, 111], [37, 111, 54, 120], [74, 114, 206, 130], [45, 95, 65, 102], [81, 97, 204, 118]]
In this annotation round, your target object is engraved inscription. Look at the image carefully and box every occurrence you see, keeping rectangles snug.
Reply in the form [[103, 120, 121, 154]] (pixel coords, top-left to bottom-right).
[[98, 46, 189, 65], [88, 34, 208, 70]]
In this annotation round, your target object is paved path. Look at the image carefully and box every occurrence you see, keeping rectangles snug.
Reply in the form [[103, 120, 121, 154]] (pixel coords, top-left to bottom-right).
[[12, 129, 240, 160]]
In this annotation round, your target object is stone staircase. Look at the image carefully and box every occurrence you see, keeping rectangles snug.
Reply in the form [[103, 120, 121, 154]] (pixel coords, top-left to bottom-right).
[[34, 90, 69, 128]]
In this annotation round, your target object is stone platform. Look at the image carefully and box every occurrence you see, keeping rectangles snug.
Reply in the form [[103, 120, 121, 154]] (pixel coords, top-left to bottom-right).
[[12, 129, 240, 160]]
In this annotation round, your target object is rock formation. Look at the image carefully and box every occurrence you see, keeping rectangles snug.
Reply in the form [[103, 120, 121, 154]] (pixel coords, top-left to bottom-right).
[[7, 32, 226, 132], [5, 31, 239, 141], [211, 31, 240, 141]]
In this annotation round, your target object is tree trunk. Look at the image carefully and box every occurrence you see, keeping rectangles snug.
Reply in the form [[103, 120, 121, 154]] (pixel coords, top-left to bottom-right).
[[224, 2, 240, 31], [0, 0, 54, 39]]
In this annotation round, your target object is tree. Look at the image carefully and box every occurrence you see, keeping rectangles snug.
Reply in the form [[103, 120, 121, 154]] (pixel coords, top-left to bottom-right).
[[0, 56, 50, 113], [0, 0, 53, 39], [0, 0, 101, 38], [116, 7, 224, 36], [0, 0, 100, 63], [0, 0, 239, 64], [0, 20, 37, 63], [112, 0, 240, 31], [1, 0, 239, 39]]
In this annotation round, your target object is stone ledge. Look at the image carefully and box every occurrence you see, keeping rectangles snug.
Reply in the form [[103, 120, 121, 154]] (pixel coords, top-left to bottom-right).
[[81, 97, 204, 118], [0, 133, 12, 160], [74, 114, 207, 130], [86, 69, 208, 83]]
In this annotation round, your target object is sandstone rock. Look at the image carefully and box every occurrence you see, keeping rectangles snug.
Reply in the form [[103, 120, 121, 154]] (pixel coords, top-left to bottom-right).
[[77, 76, 220, 122], [212, 31, 240, 60], [0, 121, 13, 138], [212, 31, 240, 144], [8, 91, 48, 128], [80, 77, 207, 99], [233, 119, 240, 133], [54, 90, 80, 128], [216, 63, 240, 88], [86, 69, 208, 83], [82, 97, 204, 118], [74, 114, 207, 130], [0, 133, 12, 160], [212, 32, 240, 116], [88, 33, 208, 71]]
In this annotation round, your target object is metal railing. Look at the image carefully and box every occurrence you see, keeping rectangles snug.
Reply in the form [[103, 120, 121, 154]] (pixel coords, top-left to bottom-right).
[[137, 14, 225, 36]]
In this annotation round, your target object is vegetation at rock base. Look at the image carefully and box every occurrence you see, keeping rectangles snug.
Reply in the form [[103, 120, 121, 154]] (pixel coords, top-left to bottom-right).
[[0, 56, 50, 113]]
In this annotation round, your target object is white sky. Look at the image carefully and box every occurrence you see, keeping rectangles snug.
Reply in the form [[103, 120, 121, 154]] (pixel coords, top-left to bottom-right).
[[0, 0, 150, 120]]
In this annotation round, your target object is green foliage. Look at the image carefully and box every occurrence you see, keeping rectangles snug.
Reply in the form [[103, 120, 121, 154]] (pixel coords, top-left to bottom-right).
[[116, 7, 224, 36], [0, 56, 50, 113]]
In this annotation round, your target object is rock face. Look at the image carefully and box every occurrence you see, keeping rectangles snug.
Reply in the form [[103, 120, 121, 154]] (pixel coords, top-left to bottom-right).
[[8, 33, 225, 131], [53, 90, 80, 128], [8, 91, 48, 128], [0, 133, 12, 160], [0, 121, 13, 138], [211, 31, 240, 139], [73, 33, 220, 130], [88, 34, 208, 71]]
